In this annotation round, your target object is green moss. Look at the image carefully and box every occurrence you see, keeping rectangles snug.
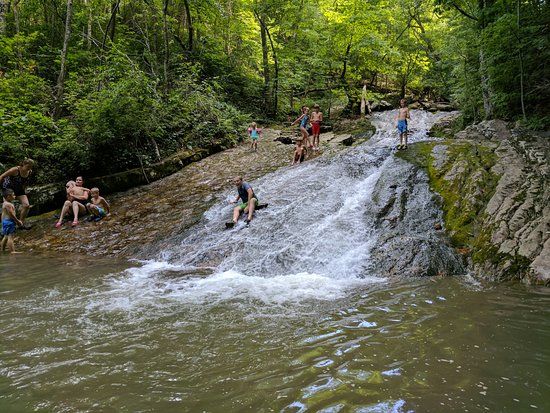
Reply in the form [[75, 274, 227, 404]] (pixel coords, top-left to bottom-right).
[[400, 141, 499, 248]]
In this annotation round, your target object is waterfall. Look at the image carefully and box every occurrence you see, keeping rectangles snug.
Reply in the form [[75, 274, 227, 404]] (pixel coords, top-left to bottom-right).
[[119, 110, 465, 304]]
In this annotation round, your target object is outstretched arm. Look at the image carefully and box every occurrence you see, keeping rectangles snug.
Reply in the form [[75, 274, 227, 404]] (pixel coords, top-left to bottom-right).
[[0, 167, 18, 184], [292, 114, 304, 126]]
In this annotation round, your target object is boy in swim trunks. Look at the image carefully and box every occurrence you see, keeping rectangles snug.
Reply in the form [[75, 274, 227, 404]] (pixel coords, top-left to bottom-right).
[[395, 99, 411, 149], [1, 188, 23, 253], [231, 176, 258, 226], [248, 122, 262, 151], [310, 104, 323, 150], [86, 187, 111, 221]]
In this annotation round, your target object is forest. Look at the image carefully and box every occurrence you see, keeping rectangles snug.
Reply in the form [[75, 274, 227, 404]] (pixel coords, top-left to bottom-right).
[[0, 0, 548, 184]]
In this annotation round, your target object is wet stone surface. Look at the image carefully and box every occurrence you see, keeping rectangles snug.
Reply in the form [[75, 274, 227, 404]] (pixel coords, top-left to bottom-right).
[[18, 129, 345, 259]]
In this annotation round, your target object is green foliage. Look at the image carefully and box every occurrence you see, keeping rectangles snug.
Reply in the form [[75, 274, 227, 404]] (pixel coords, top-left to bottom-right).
[[1, 0, 548, 185]]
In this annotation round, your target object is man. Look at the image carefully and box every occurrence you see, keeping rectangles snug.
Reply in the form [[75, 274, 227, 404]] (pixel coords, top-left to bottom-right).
[[230, 176, 258, 226], [54, 176, 90, 227]]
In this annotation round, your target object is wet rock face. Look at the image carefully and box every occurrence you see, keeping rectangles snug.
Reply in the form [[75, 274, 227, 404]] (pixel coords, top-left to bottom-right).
[[428, 120, 550, 284]]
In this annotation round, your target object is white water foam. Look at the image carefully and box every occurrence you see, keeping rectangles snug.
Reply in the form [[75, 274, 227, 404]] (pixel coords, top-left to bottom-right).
[[101, 260, 386, 310]]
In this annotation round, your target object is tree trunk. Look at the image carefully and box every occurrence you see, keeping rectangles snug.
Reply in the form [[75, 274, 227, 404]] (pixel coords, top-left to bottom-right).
[[479, 46, 495, 119], [0, 1, 7, 35], [84, 0, 92, 49], [13, 0, 20, 34], [259, 16, 271, 113], [163, 0, 170, 94], [182, 0, 193, 51], [53, 0, 73, 120], [517, 0, 526, 121], [109, 1, 118, 41]]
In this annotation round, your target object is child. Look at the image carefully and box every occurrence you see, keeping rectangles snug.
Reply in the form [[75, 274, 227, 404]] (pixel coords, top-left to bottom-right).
[[248, 122, 262, 151], [86, 187, 110, 221], [310, 104, 323, 150], [292, 140, 307, 165], [395, 99, 411, 150], [292, 106, 311, 149], [1, 188, 23, 253]]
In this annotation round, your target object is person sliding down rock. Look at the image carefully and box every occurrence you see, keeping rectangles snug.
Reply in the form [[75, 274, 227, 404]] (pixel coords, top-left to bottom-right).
[[230, 176, 258, 227]]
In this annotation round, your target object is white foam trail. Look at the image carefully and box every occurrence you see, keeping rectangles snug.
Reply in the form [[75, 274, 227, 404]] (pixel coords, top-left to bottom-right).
[[102, 262, 387, 309]]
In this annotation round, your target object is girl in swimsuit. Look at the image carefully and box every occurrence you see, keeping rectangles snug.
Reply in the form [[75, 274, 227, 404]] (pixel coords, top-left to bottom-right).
[[292, 106, 311, 148]]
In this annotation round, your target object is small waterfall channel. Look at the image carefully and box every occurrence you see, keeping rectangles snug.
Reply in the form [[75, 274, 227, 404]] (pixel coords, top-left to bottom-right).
[[2, 110, 550, 413], [131, 110, 465, 303]]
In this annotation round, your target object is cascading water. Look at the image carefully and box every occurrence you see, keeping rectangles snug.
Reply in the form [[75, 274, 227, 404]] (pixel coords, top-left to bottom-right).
[[126, 110, 465, 303], [2, 110, 549, 413]]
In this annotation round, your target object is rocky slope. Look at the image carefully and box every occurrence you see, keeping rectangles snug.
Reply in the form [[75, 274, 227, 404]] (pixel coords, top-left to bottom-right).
[[401, 117, 549, 285]]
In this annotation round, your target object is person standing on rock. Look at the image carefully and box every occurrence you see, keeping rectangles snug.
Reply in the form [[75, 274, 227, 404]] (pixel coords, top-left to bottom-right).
[[292, 106, 311, 149], [1, 188, 24, 253], [310, 104, 323, 151], [395, 99, 411, 150], [230, 176, 258, 227], [248, 122, 263, 151], [0, 158, 34, 229]]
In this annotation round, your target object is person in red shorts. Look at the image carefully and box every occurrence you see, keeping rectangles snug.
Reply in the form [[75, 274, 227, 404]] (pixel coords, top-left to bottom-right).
[[310, 104, 323, 151]]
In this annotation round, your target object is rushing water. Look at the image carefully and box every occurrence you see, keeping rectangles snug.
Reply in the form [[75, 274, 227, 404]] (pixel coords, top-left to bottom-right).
[[1, 112, 549, 412]]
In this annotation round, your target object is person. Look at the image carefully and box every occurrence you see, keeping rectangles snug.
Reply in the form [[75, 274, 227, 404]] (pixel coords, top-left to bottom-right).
[[230, 176, 258, 226], [248, 122, 262, 151], [1, 188, 23, 253], [0, 158, 34, 229], [395, 99, 411, 149], [55, 176, 90, 228], [310, 104, 323, 150], [292, 139, 307, 165], [292, 106, 311, 149], [86, 187, 110, 221]]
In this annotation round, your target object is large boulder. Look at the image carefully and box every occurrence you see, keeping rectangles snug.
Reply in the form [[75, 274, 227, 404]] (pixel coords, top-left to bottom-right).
[[422, 122, 550, 284]]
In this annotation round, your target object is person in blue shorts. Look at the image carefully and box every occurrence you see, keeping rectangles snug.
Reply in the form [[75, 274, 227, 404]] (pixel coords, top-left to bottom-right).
[[230, 176, 258, 226], [1, 188, 23, 253], [395, 99, 411, 150], [86, 188, 111, 222]]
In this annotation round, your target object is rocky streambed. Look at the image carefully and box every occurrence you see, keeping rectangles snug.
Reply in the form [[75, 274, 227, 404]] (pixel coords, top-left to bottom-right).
[[17, 128, 352, 259], [16, 117, 550, 285]]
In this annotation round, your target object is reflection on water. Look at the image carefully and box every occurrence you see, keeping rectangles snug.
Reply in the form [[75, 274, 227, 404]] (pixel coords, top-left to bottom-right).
[[1, 256, 549, 412]]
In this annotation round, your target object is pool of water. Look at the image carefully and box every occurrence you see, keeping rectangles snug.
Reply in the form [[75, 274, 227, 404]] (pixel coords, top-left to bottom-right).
[[1, 255, 549, 412]]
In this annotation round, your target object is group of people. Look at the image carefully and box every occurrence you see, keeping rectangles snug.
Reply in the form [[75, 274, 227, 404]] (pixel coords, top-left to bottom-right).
[[54, 176, 110, 228], [291, 104, 323, 164], [2, 100, 412, 249], [1, 162, 111, 253], [1, 159, 34, 253], [247, 104, 325, 166]]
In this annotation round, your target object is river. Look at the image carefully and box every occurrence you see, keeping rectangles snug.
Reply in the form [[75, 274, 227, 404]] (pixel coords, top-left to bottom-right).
[[1, 112, 549, 412]]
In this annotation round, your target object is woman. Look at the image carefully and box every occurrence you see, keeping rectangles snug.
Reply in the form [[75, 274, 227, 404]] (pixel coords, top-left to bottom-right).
[[0, 158, 34, 229]]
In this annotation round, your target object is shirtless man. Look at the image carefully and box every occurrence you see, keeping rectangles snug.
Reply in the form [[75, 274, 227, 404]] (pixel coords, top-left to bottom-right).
[[55, 176, 90, 227], [310, 104, 323, 150], [395, 99, 411, 150]]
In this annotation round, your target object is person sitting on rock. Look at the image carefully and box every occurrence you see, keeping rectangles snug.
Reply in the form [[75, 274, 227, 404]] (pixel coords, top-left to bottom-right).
[[86, 187, 110, 222], [55, 176, 90, 228]]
